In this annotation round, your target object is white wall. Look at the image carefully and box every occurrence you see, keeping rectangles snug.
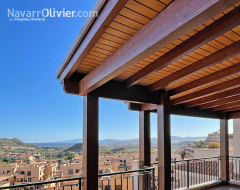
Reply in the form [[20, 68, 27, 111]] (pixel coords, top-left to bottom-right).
[[233, 119, 240, 156], [194, 148, 234, 158]]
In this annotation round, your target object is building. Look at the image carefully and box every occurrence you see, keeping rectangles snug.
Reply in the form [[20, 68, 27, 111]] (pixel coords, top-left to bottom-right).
[[14, 164, 46, 184], [117, 156, 132, 169], [60, 163, 82, 178], [204, 131, 220, 146], [179, 144, 194, 157]]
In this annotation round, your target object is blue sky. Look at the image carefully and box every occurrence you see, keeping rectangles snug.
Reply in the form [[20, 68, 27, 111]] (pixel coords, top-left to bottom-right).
[[0, 0, 233, 143]]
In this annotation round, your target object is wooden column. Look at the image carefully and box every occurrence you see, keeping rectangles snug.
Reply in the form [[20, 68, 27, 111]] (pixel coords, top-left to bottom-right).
[[83, 91, 99, 190], [139, 111, 151, 167], [157, 94, 171, 190], [220, 114, 229, 184]]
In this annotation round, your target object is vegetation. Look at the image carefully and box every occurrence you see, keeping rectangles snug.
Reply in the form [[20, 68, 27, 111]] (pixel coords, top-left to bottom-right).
[[65, 154, 74, 161], [180, 150, 186, 160], [229, 134, 233, 139], [193, 140, 205, 148], [208, 141, 220, 149], [111, 148, 128, 152], [64, 143, 83, 152], [0, 138, 41, 148], [65, 143, 112, 154]]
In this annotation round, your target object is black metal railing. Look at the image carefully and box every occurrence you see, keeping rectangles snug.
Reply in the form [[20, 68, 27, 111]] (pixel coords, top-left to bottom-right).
[[98, 167, 155, 190], [0, 167, 155, 190], [229, 156, 240, 182], [152, 156, 220, 190]]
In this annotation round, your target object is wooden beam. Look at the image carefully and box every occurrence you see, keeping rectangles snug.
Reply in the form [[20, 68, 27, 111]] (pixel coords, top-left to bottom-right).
[[224, 105, 240, 112], [172, 79, 240, 106], [185, 86, 240, 107], [170, 105, 222, 119], [128, 103, 142, 111], [64, 75, 164, 104], [97, 80, 163, 104], [174, 62, 240, 95], [128, 103, 222, 119], [157, 94, 171, 190], [57, 0, 129, 82], [79, 0, 239, 95], [220, 114, 229, 184], [212, 101, 240, 111], [228, 111, 240, 119], [200, 95, 240, 109], [126, 7, 240, 87], [139, 111, 151, 167], [83, 91, 99, 190], [150, 41, 240, 91]]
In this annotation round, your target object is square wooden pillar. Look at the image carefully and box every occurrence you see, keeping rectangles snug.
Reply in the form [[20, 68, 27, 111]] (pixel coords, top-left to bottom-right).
[[157, 94, 171, 190], [83, 91, 99, 190], [139, 111, 151, 167], [220, 114, 229, 184]]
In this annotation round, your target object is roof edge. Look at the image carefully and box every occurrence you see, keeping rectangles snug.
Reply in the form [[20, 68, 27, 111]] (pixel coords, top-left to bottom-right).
[[56, 0, 107, 79]]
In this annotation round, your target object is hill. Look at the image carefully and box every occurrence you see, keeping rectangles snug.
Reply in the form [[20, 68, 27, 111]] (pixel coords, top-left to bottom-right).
[[0, 138, 41, 149], [64, 143, 112, 154], [64, 143, 83, 152]]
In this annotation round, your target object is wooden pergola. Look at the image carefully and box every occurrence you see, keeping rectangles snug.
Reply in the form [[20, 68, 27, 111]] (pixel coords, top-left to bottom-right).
[[57, 0, 240, 189]]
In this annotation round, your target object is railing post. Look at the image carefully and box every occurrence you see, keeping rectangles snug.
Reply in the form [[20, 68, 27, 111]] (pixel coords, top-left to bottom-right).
[[79, 178, 81, 190], [152, 168, 155, 190], [187, 160, 189, 188]]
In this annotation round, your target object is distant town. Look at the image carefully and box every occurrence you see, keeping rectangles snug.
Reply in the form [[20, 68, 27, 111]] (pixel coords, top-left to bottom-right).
[[0, 131, 233, 188]]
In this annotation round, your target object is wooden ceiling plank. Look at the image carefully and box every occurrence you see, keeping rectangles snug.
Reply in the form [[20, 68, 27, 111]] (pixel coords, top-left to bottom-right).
[[223, 105, 240, 112], [174, 62, 240, 95], [79, 0, 239, 95], [183, 85, 240, 107], [212, 100, 240, 111], [150, 40, 240, 91], [172, 78, 240, 107], [200, 95, 240, 109]]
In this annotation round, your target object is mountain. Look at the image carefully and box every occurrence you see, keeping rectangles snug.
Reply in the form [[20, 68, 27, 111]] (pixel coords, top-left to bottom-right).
[[64, 143, 111, 154], [0, 138, 41, 149], [32, 136, 207, 147], [32, 139, 82, 147], [171, 136, 206, 142]]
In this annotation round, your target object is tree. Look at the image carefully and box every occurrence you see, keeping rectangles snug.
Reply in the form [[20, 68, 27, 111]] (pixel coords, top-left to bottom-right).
[[229, 134, 233, 139], [180, 150, 186, 160], [208, 141, 220, 149], [65, 154, 73, 161], [193, 140, 204, 148]]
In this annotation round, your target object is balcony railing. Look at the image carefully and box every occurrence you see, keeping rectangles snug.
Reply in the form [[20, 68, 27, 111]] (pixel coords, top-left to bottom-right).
[[152, 156, 220, 189], [0, 167, 155, 190], [1, 156, 240, 190], [229, 156, 240, 182]]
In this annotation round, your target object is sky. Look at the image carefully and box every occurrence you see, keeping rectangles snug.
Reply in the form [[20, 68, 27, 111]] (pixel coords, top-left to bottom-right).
[[0, 0, 233, 143]]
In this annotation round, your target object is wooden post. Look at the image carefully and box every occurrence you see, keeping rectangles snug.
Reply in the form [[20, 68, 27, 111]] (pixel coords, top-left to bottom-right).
[[220, 114, 229, 184], [157, 94, 171, 190], [139, 111, 151, 167], [83, 91, 99, 190]]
